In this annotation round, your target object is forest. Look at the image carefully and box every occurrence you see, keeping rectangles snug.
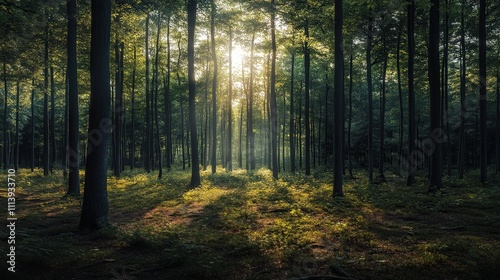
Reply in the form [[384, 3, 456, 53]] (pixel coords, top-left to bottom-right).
[[1, 0, 500, 279]]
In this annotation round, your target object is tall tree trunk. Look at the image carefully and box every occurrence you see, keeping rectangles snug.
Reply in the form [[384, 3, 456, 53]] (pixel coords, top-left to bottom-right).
[[248, 32, 256, 170], [496, 68, 500, 173], [429, 0, 442, 191], [64, 69, 69, 179], [113, 21, 122, 177], [397, 30, 403, 177], [442, 0, 451, 176], [226, 28, 233, 171], [50, 66, 56, 172], [210, 0, 217, 174], [144, 12, 151, 173], [181, 98, 186, 170], [479, 0, 487, 183], [333, 0, 344, 196], [458, 1, 466, 178], [407, 0, 416, 185], [348, 51, 353, 178], [289, 48, 296, 173], [164, 15, 172, 170], [130, 45, 136, 170], [270, 0, 278, 179], [367, 14, 373, 182], [379, 37, 388, 179], [31, 78, 35, 172], [154, 12, 162, 178], [188, 0, 201, 188], [43, 18, 49, 176], [238, 102, 243, 169], [80, 0, 111, 230], [304, 19, 311, 176]]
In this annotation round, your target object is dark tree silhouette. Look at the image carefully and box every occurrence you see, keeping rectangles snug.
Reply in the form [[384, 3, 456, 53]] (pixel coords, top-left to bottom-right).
[[333, 0, 344, 197], [188, 0, 201, 188], [429, 0, 442, 191], [79, 0, 111, 230]]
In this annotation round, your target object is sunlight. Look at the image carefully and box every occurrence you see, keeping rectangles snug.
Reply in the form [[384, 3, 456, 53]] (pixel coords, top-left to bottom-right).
[[231, 43, 246, 72]]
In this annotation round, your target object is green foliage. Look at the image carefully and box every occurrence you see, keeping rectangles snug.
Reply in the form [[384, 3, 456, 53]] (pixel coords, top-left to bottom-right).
[[2, 168, 500, 279]]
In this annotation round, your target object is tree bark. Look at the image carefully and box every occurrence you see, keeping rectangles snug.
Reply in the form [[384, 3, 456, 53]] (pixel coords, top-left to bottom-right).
[[79, 0, 111, 231], [188, 0, 201, 188], [130, 45, 136, 170], [429, 0, 442, 191], [407, 0, 416, 185], [290, 49, 296, 173], [333, 0, 344, 196], [210, 0, 217, 174], [270, 0, 278, 179], [43, 17, 49, 176], [479, 0, 487, 183], [154, 12, 162, 178], [367, 14, 373, 182], [304, 19, 311, 176], [226, 28, 233, 171], [144, 12, 151, 173]]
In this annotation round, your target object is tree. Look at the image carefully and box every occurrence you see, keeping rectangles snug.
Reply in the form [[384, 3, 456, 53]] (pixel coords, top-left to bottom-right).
[[188, 0, 200, 188], [270, 0, 278, 179], [304, 18, 311, 176], [145, 12, 151, 173], [428, 0, 442, 192], [333, 0, 344, 197], [66, 0, 80, 195], [43, 13, 49, 176], [226, 27, 233, 171], [366, 13, 373, 182], [407, 0, 416, 186], [479, 0, 487, 183], [79, 0, 111, 230], [210, 0, 217, 174]]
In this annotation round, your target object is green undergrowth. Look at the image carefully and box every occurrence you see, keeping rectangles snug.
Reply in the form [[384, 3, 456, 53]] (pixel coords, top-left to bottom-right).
[[1, 167, 500, 279]]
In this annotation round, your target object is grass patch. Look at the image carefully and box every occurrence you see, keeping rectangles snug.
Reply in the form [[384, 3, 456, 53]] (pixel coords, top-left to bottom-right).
[[0, 168, 499, 279]]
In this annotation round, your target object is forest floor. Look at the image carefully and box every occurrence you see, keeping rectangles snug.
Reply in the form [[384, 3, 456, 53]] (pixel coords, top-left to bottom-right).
[[1, 168, 500, 280]]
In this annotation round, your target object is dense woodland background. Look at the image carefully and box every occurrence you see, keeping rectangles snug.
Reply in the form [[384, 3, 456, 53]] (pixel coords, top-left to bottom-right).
[[1, 0, 500, 279], [1, 0, 500, 189]]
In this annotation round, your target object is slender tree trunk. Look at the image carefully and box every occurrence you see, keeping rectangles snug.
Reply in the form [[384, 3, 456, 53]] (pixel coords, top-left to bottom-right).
[[113, 24, 122, 177], [144, 12, 151, 173], [238, 102, 243, 169], [304, 19, 311, 176], [63, 70, 69, 179], [130, 45, 136, 170], [479, 0, 487, 183], [367, 14, 373, 182], [348, 52, 353, 178], [299, 81, 303, 170], [248, 32, 256, 170], [458, 1, 465, 178], [333, 0, 344, 196], [165, 15, 172, 170], [289, 48, 296, 173], [181, 98, 186, 170], [227, 28, 233, 171], [429, 0, 442, 191], [397, 30, 403, 177], [31, 78, 35, 172], [188, 0, 200, 188], [43, 18, 50, 176], [154, 12, 162, 178], [80, 0, 111, 230], [210, 0, 217, 174], [270, 0, 278, 178], [50, 66, 56, 172], [379, 38, 388, 179], [496, 68, 500, 173], [442, 0, 451, 176], [407, 0, 416, 185]]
